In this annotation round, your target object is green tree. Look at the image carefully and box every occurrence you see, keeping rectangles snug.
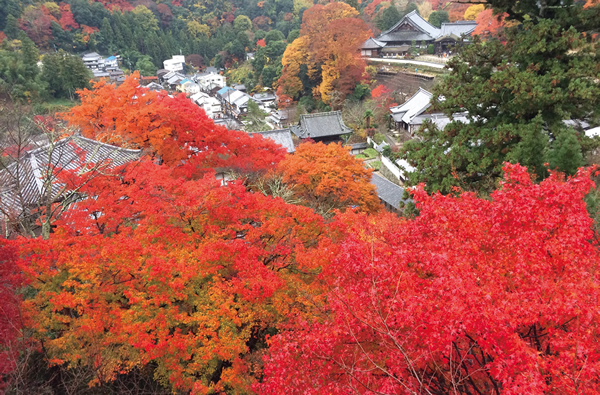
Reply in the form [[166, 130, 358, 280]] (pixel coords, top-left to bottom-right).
[[377, 5, 401, 31], [41, 51, 91, 100], [4, 14, 18, 40], [265, 29, 285, 44], [234, 15, 252, 32], [244, 100, 270, 132], [403, 14, 600, 194], [287, 29, 300, 42], [428, 10, 449, 28], [547, 129, 585, 176], [261, 65, 279, 87], [135, 54, 157, 77], [0, 33, 46, 101]]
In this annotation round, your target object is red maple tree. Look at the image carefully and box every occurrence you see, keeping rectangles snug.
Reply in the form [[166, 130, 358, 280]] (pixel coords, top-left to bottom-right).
[[260, 164, 600, 395], [63, 73, 287, 178]]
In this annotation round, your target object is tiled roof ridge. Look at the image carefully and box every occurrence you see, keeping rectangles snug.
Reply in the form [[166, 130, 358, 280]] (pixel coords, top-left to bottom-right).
[[300, 110, 342, 119], [442, 21, 477, 25], [21, 135, 143, 159]]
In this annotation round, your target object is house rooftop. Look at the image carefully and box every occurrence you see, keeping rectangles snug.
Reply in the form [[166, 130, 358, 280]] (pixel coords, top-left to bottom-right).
[[249, 129, 295, 153], [371, 173, 407, 210], [290, 111, 353, 139], [0, 136, 142, 216]]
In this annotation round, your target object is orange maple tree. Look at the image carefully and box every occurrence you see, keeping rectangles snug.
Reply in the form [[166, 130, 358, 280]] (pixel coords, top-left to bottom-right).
[[277, 142, 381, 215], [17, 159, 328, 393], [277, 2, 370, 103], [260, 164, 600, 394], [63, 73, 287, 177]]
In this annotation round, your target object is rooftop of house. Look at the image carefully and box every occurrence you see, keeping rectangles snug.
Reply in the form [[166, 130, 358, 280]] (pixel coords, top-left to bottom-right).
[[253, 92, 277, 102], [365, 11, 477, 47], [362, 37, 387, 49], [371, 173, 407, 210], [0, 136, 142, 216], [249, 129, 295, 153], [290, 111, 353, 139], [82, 52, 101, 60], [390, 88, 433, 124]]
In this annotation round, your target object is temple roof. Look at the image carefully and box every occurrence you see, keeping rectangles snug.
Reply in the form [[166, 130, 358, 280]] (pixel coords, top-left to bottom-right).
[[290, 111, 353, 139], [362, 37, 387, 49]]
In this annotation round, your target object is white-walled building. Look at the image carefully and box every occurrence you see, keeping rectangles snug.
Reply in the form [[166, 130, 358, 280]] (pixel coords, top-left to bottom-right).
[[163, 55, 185, 72], [190, 92, 223, 119], [195, 69, 226, 91]]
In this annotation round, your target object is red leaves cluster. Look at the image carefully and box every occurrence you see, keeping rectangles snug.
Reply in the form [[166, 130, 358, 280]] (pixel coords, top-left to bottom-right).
[[260, 164, 600, 394], [63, 73, 286, 178], [256, 38, 266, 47], [0, 240, 26, 385], [19, 160, 327, 392], [58, 3, 79, 31]]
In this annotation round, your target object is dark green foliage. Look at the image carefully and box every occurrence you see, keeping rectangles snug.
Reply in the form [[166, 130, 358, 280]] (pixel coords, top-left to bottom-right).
[[376, 5, 401, 31], [4, 14, 19, 40], [427, 44, 434, 54], [135, 55, 157, 77], [352, 84, 370, 101], [265, 29, 285, 44], [547, 129, 585, 176], [428, 11, 449, 28], [405, 2, 419, 14], [261, 65, 279, 87], [403, 13, 600, 194], [0, 33, 46, 101], [287, 29, 300, 42], [41, 50, 92, 100]]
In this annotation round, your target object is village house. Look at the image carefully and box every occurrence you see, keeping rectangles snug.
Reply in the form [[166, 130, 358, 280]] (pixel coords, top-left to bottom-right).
[[371, 173, 408, 213], [178, 79, 200, 95], [163, 55, 186, 72], [194, 67, 226, 91], [217, 87, 255, 118], [290, 111, 353, 144], [252, 92, 278, 112], [190, 92, 223, 119], [0, 135, 141, 238], [361, 11, 477, 57], [390, 87, 469, 134], [249, 129, 296, 153]]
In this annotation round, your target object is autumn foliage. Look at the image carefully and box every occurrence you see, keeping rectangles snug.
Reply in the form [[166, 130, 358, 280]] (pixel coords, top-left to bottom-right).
[[277, 2, 370, 103], [63, 73, 286, 177], [278, 142, 382, 215], [18, 159, 328, 393], [260, 164, 600, 394]]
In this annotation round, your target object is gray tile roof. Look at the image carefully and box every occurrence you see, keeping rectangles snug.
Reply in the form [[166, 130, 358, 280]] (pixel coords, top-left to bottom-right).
[[362, 37, 387, 49], [250, 129, 295, 153], [376, 11, 475, 44], [0, 136, 141, 217], [290, 111, 353, 139], [379, 32, 434, 42], [381, 10, 440, 39], [371, 173, 407, 210], [440, 21, 477, 37]]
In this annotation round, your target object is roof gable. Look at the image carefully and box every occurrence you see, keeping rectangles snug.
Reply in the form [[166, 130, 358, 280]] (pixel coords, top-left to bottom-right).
[[291, 111, 353, 139], [381, 10, 440, 39], [250, 129, 295, 153], [390, 88, 433, 124]]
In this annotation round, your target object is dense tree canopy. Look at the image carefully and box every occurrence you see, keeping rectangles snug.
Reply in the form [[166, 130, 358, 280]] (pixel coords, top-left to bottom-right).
[[403, 11, 600, 194], [63, 73, 286, 176], [260, 164, 600, 395], [277, 2, 370, 104]]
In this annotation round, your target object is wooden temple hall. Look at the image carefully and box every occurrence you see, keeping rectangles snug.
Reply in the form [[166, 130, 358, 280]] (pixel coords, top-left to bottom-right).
[[361, 11, 477, 57]]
